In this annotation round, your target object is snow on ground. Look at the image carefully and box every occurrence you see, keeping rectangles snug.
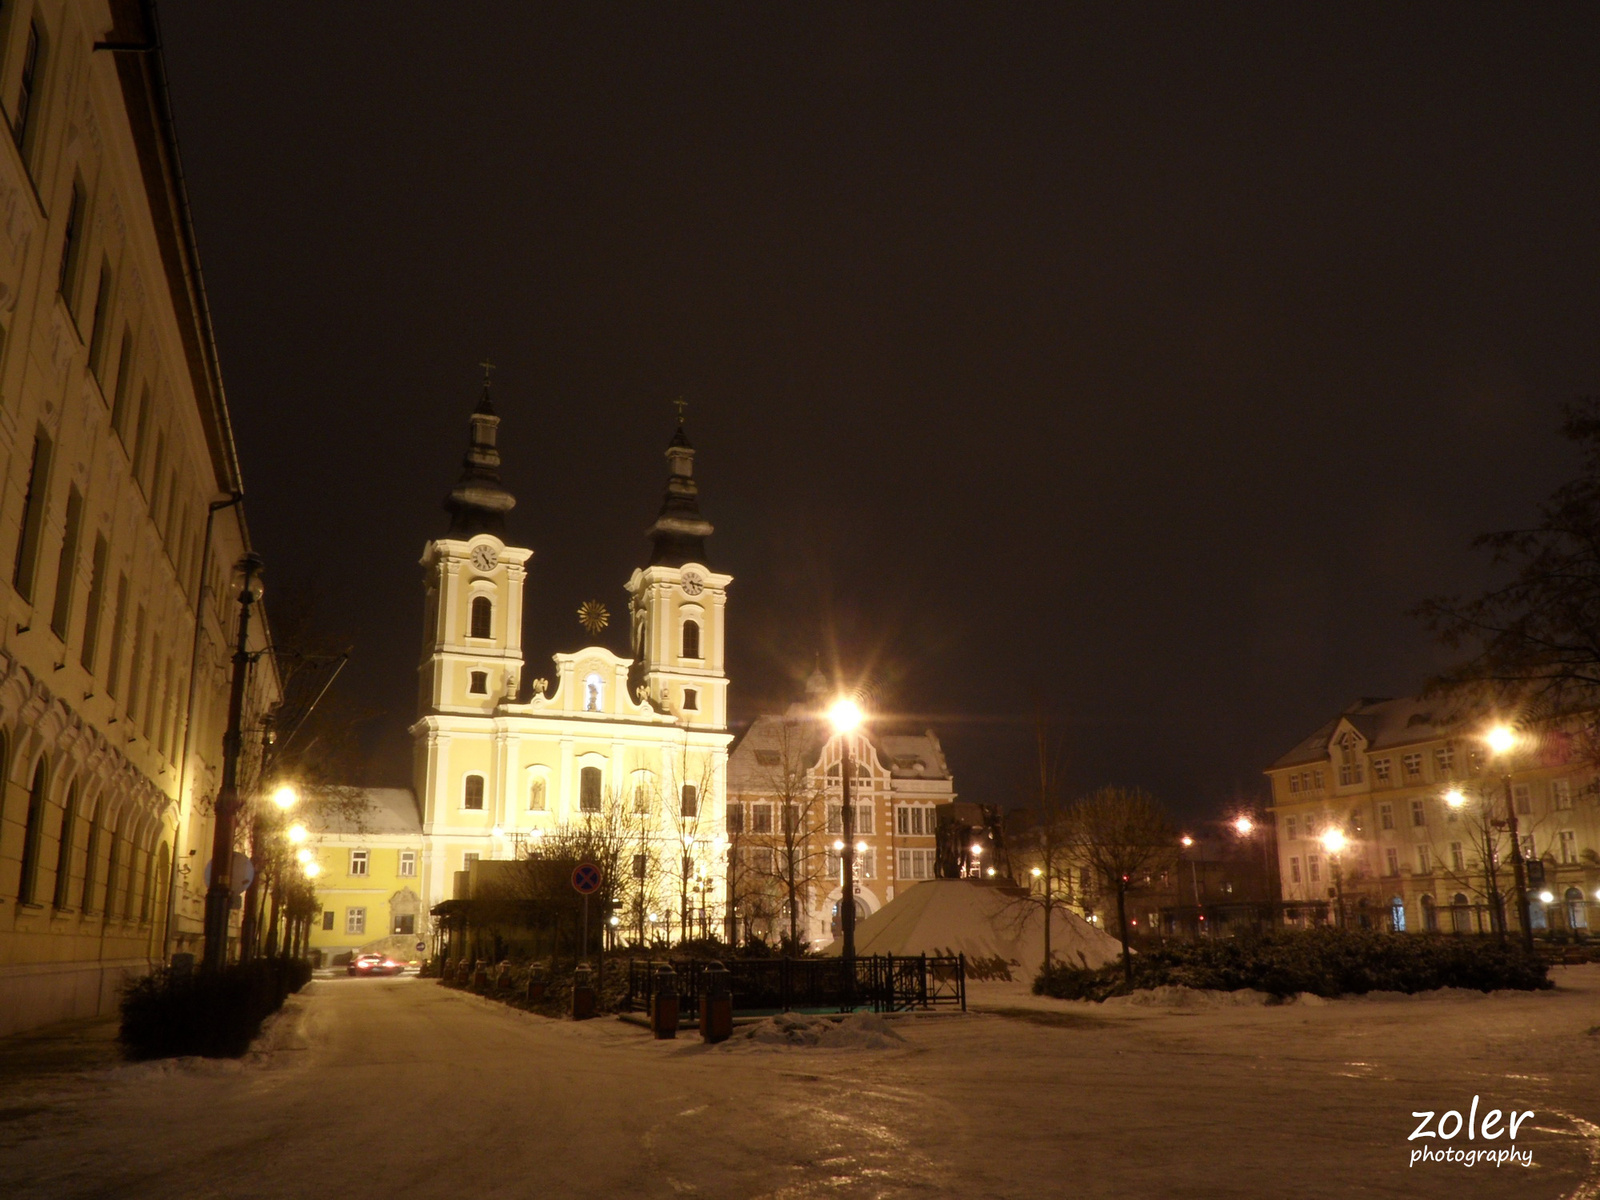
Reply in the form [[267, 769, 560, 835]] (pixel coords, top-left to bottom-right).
[[1, 968, 1599, 1198]]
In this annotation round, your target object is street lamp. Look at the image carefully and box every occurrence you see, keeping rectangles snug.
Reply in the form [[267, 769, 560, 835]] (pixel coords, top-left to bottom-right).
[[286, 823, 308, 845], [1233, 816, 1254, 836], [828, 697, 864, 986], [1486, 724, 1535, 954], [272, 785, 298, 811], [1179, 836, 1202, 938], [1319, 828, 1347, 927]]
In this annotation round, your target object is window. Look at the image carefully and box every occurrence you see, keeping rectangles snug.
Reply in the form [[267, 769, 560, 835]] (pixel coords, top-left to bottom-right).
[[393, 914, 415, 935], [1559, 830, 1578, 865], [580, 766, 602, 813], [680, 783, 698, 818], [1520, 834, 1536, 860], [1337, 734, 1364, 786], [469, 670, 488, 694], [1513, 784, 1531, 815], [1421, 894, 1438, 932], [1385, 848, 1400, 876], [855, 803, 874, 835], [88, 261, 113, 376], [857, 849, 875, 880], [13, 21, 41, 152], [683, 688, 698, 711], [584, 673, 602, 711], [322, 911, 334, 931], [1567, 887, 1588, 931], [12, 429, 52, 602], [1403, 754, 1423, 781], [1450, 842, 1464, 873], [897, 848, 936, 880], [51, 784, 78, 910], [1285, 816, 1298, 841], [58, 182, 84, 306], [1417, 846, 1431, 874], [1390, 896, 1407, 932], [754, 750, 780, 766], [349, 849, 369, 877], [681, 619, 700, 659], [469, 595, 492, 638], [16, 758, 49, 905], [529, 778, 547, 811], [1307, 855, 1321, 884], [1287, 774, 1300, 795], [80, 535, 107, 673], [1380, 803, 1394, 831], [751, 803, 773, 834], [1410, 798, 1427, 828], [463, 775, 484, 810], [631, 782, 648, 814], [345, 908, 366, 936], [827, 804, 842, 834], [1289, 857, 1301, 884], [1313, 769, 1324, 790], [633, 853, 648, 880], [1349, 808, 1364, 835], [49, 485, 82, 639], [1374, 758, 1392, 785], [398, 850, 417, 877], [464, 852, 480, 869], [110, 331, 136, 439], [1303, 813, 1317, 840], [1435, 745, 1455, 776], [742, 845, 774, 874], [1553, 779, 1573, 810], [725, 801, 743, 833]]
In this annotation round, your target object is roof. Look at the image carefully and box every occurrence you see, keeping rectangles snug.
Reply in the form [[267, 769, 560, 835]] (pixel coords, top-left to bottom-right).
[[306, 788, 422, 837], [727, 712, 952, 791], [1270, 693, 1491, 770]]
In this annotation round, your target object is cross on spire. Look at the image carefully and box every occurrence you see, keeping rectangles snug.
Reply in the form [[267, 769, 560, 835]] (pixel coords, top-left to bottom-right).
[[480, 357, 496, 386], [674, 397, 688, 424]]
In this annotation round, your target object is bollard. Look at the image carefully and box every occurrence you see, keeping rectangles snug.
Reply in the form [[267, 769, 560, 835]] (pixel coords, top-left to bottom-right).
[[651, 964, 679, 1039], [527, 964, 547, 1004], [497, 965, 513, 991], [571, 962, 597, 1020], [700, 961, 733, 1044], [472, 960, 489, 992]]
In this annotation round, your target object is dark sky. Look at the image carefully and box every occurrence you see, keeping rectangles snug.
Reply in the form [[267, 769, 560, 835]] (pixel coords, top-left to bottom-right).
[[156, 4, 1600, 818]]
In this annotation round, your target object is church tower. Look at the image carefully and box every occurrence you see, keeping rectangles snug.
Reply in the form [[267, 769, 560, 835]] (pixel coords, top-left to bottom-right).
[[418, 382, 534, 717], [626, 417, 731, 729]]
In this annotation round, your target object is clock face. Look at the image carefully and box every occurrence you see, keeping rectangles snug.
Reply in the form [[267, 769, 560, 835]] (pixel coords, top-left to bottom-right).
[[681, 571, 705, 596], [470, 545, 498, 572]]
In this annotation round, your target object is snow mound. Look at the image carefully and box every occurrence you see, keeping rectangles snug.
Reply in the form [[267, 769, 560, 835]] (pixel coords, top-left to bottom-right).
[[1106, 986, 1276, 1008], [722, 1012, 907, 1051]]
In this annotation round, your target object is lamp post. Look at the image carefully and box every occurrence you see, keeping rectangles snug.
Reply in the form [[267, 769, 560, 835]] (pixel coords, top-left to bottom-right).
[[202, 553, 264, 973], [1179, 835, 1202, 940], [1319, 828, 1347, 927], [829, 698, 864, 987], [1487, 725, 1535, 954]]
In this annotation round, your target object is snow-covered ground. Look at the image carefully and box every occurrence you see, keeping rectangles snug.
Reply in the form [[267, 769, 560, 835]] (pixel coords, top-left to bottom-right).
[[2, 968, 1598, 1198]]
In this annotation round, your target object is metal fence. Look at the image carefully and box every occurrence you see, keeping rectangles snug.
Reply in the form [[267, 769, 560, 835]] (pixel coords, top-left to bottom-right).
[[624, 953, 966, 1016]]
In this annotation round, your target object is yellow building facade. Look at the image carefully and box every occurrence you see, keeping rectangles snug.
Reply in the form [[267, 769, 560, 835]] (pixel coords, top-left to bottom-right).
[[0, 0, 275, 1034], [303, 788, 425, 966]]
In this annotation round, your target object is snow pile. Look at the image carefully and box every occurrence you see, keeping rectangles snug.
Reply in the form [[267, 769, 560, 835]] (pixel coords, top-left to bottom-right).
[[823, 879, 1121, 974], [722, 1012, 906, 1051], [1106, 986, 1277, 1008]]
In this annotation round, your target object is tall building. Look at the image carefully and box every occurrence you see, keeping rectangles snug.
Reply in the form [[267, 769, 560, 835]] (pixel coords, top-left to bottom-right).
[[0, 0, 275, 1035], [1268, 695, 1599, 935], [410, 391, 731, 937]]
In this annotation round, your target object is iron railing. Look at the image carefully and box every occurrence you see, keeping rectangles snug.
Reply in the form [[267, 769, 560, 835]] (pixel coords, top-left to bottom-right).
[[624, 953, 965, 1016]]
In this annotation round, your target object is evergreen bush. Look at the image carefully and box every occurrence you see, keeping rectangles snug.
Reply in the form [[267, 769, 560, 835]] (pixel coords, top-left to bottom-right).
[[119, 958, 313, 1059]]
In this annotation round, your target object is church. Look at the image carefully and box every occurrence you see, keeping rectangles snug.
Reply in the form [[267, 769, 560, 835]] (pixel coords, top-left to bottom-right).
[[409, 385, 732, 937]]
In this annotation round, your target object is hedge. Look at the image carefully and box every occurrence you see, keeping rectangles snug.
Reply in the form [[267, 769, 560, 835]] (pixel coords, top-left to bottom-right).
[[120, 958, 313, 1059]]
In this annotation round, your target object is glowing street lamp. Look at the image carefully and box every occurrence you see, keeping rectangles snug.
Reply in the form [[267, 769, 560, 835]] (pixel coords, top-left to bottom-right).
[[1484, 723, 1535, 953], [286, 823, 308, 845], [272, 785, 298, 811], [304, 862, 321, 879], [1444, 787, 1467, 809], [1319, 828, 1348, 927], [1232, 816, 1254, 837], [295, 848, 313, 865], [1180, 835, 1194, 848], [830, 696, 866, 978]]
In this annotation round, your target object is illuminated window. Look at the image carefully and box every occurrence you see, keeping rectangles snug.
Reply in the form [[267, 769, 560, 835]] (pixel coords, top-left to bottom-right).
[[463, 776, 484, 810], [682, 619, 700, 659], [470, 595, 492, 638]]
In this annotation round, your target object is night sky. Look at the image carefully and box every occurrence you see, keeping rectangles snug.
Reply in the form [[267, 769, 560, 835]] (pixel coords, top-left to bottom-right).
[[155, 4, 1600, 819]]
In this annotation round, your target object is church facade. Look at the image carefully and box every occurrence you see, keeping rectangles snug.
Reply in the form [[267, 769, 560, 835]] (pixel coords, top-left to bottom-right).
[[409, 390, 730, 937]]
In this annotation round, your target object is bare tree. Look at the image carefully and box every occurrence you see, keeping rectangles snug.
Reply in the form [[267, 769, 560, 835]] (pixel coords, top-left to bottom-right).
[[1006, 719, 1072, 970], [737, 716, 831, 950], [1065, 786, 1177, 985]]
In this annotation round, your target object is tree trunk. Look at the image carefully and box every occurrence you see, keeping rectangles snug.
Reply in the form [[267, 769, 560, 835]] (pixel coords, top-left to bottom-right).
[[1116, 877, 1132, 986]]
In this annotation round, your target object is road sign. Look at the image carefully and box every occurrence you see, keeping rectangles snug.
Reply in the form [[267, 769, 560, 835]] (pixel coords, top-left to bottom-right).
[[571, 862, 603, 895], [203, 851, 255, 896]]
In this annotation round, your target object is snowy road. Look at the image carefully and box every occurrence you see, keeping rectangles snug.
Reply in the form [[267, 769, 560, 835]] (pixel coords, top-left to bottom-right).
[[2, 969, 1599, 1198]]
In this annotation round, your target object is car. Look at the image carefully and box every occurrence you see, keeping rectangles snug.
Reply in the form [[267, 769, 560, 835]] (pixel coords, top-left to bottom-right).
[[347, 952, 405, 977]]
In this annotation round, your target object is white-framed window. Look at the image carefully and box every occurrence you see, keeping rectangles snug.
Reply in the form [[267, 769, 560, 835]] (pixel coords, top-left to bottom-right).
[[1417, 846, 1431, 874], [464, 852, 480, 869], [683, 687, 699, 712], [1514, 784, 1532, 815], [1289, 856, 1301, 884], [1435, 745, 1455, 775], [855, 803, 873, 835], [1304, 813, 1318, 839], [1385, 848, 1400, 876], [725, 800, 743, 833], [345, 907, 366, 935], [1287, 774, 1301, 795], [398, 850, 416, 877], [1519, 834, 1536, 860], [1337, 734, 1364, 786], [751, 803, 773, 834], [1374, 758, 1392, 785], [469, 670, 488, 695], [1553, 779, 1573, 810], [349, 849, 369, 877], [1380, 803, 1394, 830], [1410, 799, 1427, 828], [1402, 754, 1423, 781], [681, 619, 701, 659], [1307, 855, 1322, 883], [469, 595, 492, 639], [897, 848, 935, 880], [1450, 842, 1464, 872], [1559, 830, 1578, 864], [858, 849, 875, 880], [463, 775, 485, 810], [1313, 769, 1325, 790], [1285, 815, 1299, 841]]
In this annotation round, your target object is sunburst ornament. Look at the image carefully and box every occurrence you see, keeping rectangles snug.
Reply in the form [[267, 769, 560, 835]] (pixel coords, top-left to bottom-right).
[[578, 601, 610, 636]]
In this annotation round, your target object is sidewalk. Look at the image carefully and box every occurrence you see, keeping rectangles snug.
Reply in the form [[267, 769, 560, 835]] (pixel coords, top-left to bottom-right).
[[0, 1014, 123, 1103]]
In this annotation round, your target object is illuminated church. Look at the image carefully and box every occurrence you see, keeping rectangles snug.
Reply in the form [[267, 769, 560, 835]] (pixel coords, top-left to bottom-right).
[[409, 385, 731, 933]]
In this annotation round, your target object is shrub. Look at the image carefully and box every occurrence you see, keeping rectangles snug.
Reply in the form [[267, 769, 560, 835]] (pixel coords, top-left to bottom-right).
[[120, 958, 313, 1060], [1033, 930, 1552, 1001]]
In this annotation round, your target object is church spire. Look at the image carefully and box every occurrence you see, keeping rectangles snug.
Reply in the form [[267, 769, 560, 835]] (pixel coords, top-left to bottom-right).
[[444, 362, 516, 537], [646, 404, 714, 566]]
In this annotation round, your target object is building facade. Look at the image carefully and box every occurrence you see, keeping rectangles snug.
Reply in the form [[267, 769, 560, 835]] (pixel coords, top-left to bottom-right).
[[411, 395, 731, 938], [303, 787, 425, 966], [0, 0, 275, 1035], [725, 672, 955, 948], [1268, 696, 1600, 935]]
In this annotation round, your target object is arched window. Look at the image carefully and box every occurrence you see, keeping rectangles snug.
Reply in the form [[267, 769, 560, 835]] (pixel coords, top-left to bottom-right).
[[681, 619, 700, 659], [153, 843, 170, 938], [53, 782, 79, 910], [17, 757, 49, 904], [103, 820, 122, 920], [1420, 894, 1437, 932], [463, 775, 485, 811], [1389, 896, 1406, 932], [584, 673, 603, 712], [470, 595, 492, 639], [1566, 886, 1588, 930], [1450, 893, 1471, 934], [528, 777, 547, 812], [139, 839, 157, 922], [82, 805, 102, 914], [580, 766, 602, 813]]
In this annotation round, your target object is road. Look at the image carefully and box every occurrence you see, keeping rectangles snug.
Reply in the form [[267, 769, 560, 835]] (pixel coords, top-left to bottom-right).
[[1, 969, 1599, 1198]]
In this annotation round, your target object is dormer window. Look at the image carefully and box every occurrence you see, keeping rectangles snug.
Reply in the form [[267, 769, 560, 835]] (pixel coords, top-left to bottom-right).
[[1337, 732, 1365, 787], [682, 619, 700, 659], [470, 595, 492, 639], [683, 688, 699, 712], [584, 673, 603, 712], [469, 670, 488, 694]]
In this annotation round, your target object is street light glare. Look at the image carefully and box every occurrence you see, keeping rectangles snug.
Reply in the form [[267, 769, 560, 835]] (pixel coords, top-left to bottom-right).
[[1320, 828, 1347, 854], [272, 785, 298, 810], [1233, 816, 1254, 836], [1180, 835, 1194, 847], [1538, 890, 1555, 904], [295, 848, 313, 865], [287, 823, 308, 844], [1030, 866, 1042, 877], [828, 697, 863, 732], [1486, 724, 1518, 756], [970, 843, 983, 857], [1444, 788, 1466, 809], [304, 862, 321, 878]]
